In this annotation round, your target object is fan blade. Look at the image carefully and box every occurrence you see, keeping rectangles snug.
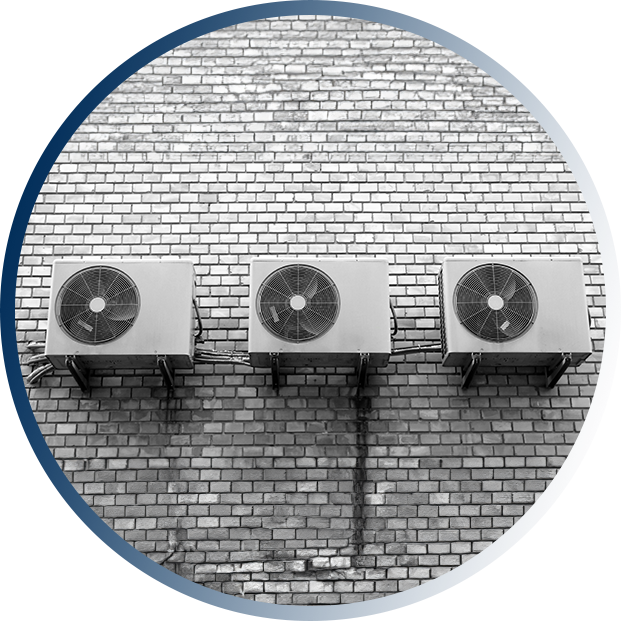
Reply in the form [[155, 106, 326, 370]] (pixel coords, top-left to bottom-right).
[[78, 272, 97, 298], [58, 266, 139, 344], [258, 265, 339, 342], [455, 264, 537, 342], [105, 303, 137, 322], [298, 318, 314, 338], [67, 310, 97, 340], [280, 308, 298, 339], [99, 271, 122, 299], [501, 276, 517, 300], [304, 277, 318, 300]]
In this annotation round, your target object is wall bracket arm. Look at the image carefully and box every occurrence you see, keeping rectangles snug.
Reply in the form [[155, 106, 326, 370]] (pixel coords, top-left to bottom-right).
[[157, 355, 175, 390], [270, 352, 280, 395], [461, 353, 481, 389], [356, 353, 370, 394], [545, 353, 572, 388], [65, 355, 89, 392]]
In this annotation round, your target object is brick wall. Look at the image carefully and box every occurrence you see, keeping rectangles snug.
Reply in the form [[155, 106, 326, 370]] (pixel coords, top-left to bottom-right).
[[16, 16, 604, 605]]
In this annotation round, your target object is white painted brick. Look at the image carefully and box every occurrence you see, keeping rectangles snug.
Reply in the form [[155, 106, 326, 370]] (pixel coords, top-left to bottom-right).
[[19, 14, 603, 605]]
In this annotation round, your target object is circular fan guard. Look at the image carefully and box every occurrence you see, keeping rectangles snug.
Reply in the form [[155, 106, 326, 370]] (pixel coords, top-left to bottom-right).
[[56, 266, 140, 344], [257, 264, 340, 343], [453, 263, 538, 342]]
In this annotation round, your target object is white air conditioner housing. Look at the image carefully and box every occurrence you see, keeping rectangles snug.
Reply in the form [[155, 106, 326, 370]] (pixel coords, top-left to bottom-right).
[[45, 259, 195, 370], [249, 258, 391, 368], [439, 257, 592, 371]]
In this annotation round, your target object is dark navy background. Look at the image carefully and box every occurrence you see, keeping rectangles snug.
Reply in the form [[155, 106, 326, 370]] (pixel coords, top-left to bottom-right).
[[7, 0, 621, 621]]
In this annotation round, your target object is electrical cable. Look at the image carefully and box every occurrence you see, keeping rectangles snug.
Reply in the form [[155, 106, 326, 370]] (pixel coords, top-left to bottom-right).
[[26, 363, 54, 384], [390, 343, 443, 356], [193, 298, 204, 342], [194, 352, 249, 360], [193, 346, 252, 367], [26, 341, 46, 351], [195, 347, 248, 356], [194, 357, 253, 367], [25, 346, 55, 384], [25, 353, 49, 365], [389, 300, 399, 336], [194, 352, 249, 358]]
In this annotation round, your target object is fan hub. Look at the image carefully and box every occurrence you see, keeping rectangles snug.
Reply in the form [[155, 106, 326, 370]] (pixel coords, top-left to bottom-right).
[[289, 295, 307, 311], [487, 294, 504, 311], [89, 297, 106, 313]]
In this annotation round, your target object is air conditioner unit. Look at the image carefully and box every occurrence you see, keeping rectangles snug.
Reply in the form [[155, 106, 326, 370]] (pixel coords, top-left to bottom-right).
[[45, 259, 196, 389], [249, 258, 391, 390], [438, 257, 592, 388]]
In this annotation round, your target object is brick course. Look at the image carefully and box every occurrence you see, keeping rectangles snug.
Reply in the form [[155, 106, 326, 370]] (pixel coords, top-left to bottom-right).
[[17, 16, 604, 604]]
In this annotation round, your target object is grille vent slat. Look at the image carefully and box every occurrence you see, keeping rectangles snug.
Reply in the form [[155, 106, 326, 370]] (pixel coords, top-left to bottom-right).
[[257, 264, 340, 343], [453, 263, 537, 342], [56, 266, 140, 344]]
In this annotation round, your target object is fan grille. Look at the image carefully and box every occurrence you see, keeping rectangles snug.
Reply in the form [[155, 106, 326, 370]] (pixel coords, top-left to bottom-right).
[[453, 263, 538, 342], [56, 266, 140, 344], [257, 264, 340, 343]]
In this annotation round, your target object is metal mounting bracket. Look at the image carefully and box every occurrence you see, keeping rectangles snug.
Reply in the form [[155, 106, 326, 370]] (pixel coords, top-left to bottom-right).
[[65, 355, 89, 392], [354, 353, 371, 409], [270, 352, 281, 395], [157, 355, 175, 390], [545, 353, 572, 388], [461, 353, 481, 389], [356, 353, 370, 393]]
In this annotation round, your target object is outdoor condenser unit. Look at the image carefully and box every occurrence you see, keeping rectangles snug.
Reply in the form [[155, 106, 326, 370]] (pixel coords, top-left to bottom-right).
[[45, 259, 196, 390], [249, 257, 391, 392], [438, 257, 592, 388]]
